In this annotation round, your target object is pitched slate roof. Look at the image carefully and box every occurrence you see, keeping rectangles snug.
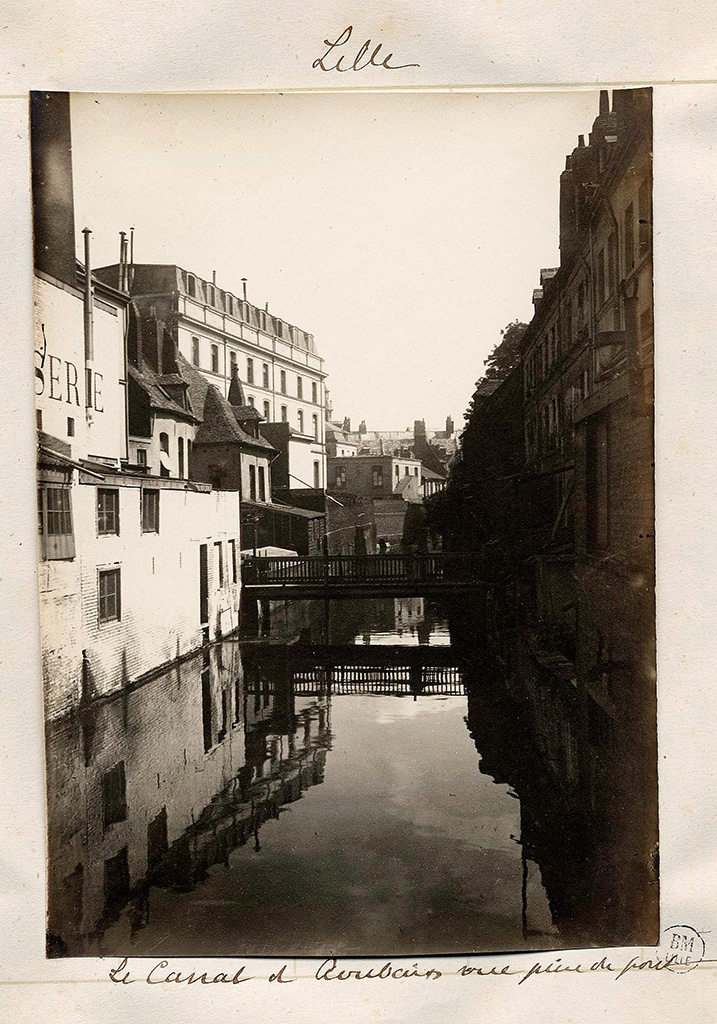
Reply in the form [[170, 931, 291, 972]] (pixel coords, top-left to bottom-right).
[[178, 354, 275, 453], [128, 365, 196, 421]]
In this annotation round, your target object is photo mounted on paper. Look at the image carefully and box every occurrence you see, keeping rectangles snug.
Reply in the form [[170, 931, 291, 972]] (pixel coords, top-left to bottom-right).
[[30, 88, 656, 957]]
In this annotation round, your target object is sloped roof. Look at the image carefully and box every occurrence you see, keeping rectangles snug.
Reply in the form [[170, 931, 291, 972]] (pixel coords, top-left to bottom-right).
[[177, 354, 275, 452], [421, 465, 446, 482], [129, 365, 196, 421]]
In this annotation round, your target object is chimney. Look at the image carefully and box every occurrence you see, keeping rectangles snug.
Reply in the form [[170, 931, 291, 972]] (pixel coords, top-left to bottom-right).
[[359, 419, 367, 435], [30, 91, 77, 287], [241, 278, 247, 300], [82, 228, 94, 420], [599, 90, 610, 116], [212, 270, 217, 286]]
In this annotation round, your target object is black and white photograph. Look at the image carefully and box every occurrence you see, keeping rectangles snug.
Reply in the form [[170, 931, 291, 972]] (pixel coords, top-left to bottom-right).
[[31, 87, 656, 959]]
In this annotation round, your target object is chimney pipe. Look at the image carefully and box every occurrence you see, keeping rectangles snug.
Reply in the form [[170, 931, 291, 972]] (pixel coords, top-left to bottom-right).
[[129, 226, 135, 289], [265, 302, 269, 312], [241, 278, 247, 300], [82, 228, 94, 418], [212, 270, 217, 285], [118, 231, 126, 290]]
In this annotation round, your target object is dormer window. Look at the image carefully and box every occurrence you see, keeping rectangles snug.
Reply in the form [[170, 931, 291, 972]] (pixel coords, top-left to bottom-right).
[[187, 275, 196, 298], [276, 320, 283, 338]]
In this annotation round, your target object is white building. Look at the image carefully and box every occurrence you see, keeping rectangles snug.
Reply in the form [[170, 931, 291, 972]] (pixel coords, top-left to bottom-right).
[[32, 93, 241, 720], [94, 263, 328, 494]]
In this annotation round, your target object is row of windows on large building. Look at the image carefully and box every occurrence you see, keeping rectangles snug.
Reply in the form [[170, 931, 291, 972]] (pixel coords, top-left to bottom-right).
[[183, 273, 312, 349], [192, 338, 320, 402], [524, 178, 651, 395], [334, 464, 419, 489]]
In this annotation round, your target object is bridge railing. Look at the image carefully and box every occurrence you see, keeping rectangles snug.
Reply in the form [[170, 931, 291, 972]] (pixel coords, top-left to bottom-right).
[[240, 552, 484, 587]]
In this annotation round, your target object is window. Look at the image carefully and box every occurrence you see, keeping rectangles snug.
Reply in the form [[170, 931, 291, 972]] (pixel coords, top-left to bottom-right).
[[258, 465, 266, 502], [38, 485, 75, 560], [249, 464, 257, 500], [312, 381, 318, 404], [207, 284, 215, 306], [67, 416, 75, 437], [97, 489, 120, 535], [211, 345, 219, 373], [281, 405, 288, 422], [142, 488, 159, 533], [297, 410, 304, 433], [414, 467, 418, 476], [188, 276, 196, 298], [405, 466, 410, 476], [159, 432, 170, 477], [136, 448, 147, 468], [229, 539, 237, 583], [263, 400, 271, 421], [313, 461, 320, 488], [214, 541, 224, 588], [192, 336, 200, 366], [587, 414, 609, 550], [335, 465, 346, 488], [225, 293, 233, 315], [99, 567, 121, 623], [276, 319, 283, 338], [248, 395, 255, 408], [395, 464, 400, 479], [372, 466, 384, 489], [624, 201, 634, 272], [187, 439, 192, 477], [280, 370, 287, 394], [597, 247, 606, 305], [263, 363, 270, 388], [247, 357, 254, 384], [177, 437, 185, 478], [230, 350, 237, 374], [312, 414, 319, 440], [102, 762, 126, 829], [297, 376, 303, 399]]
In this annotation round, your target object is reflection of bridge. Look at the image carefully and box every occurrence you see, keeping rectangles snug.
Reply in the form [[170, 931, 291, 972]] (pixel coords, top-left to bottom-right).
[[241, 553, 484, 600], [243, 643, 465, 697]]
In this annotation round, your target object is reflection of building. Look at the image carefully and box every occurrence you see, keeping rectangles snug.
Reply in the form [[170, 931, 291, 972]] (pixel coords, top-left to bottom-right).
[[438, 88, 657, 948], [45, 641, 331, 956]]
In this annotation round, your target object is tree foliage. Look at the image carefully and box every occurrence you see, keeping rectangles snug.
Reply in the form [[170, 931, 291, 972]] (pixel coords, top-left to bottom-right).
[[483, 320, 528, 380]]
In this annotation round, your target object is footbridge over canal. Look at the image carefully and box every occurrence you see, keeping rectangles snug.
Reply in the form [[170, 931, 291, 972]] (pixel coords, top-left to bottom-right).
[[240, 552, 485, 601]]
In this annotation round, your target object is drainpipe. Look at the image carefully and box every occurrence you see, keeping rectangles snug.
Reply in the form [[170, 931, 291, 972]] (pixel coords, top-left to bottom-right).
[[82, 228, 94, 423]]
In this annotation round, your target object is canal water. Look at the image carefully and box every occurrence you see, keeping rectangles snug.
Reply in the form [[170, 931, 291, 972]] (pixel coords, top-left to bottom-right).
[[46, 596, 638, 958]]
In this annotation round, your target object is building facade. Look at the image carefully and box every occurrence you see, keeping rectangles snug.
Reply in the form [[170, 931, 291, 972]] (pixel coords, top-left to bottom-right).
[[94, 263, 328, 494], [32, 93, 241, 720]]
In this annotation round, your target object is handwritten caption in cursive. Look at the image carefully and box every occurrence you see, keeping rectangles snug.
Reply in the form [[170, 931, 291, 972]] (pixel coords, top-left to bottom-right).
[[312, 26, 420, 73], [108, 950, 696, 988]]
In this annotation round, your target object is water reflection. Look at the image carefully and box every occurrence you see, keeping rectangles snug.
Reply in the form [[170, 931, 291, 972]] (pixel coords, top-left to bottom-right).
[[45, 597, 651, 957]]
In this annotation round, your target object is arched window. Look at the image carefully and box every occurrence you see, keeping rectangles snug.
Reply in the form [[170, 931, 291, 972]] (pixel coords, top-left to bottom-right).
[[178, 437, 185, 478], [313, 461, 320, 488], [312, 414, 318, 440], [263, 401, 271, 421], [159, 432, 170, 478], [297, 410, 304, 433], [281, 406, 287, 422]]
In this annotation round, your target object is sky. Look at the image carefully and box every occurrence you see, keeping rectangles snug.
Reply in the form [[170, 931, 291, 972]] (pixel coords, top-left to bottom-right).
[[70, 90, 599, 431]]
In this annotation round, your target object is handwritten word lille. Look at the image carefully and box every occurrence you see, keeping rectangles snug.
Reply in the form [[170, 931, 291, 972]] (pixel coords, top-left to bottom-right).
[[312, 26, 420, 73]]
